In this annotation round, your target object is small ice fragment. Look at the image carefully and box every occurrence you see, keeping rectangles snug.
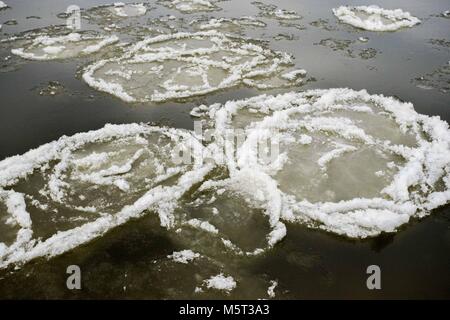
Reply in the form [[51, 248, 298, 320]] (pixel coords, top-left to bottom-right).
[[204, 273, 236, 292], [267, 280, 278, 298], [167, 250, 200, 264]]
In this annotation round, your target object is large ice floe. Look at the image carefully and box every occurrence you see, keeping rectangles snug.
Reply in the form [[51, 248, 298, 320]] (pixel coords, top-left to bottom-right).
[[332, 5, 421, 31], [1, 89, 449, 269], [82, 30, 306, 103], [10, 32, 119, 61]]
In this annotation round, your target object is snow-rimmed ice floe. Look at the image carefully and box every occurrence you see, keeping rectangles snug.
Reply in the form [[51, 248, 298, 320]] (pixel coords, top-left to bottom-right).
[[82, 30, 307, 102], [191, 88, 450, 239], [11, 32, 119, 61], [158, 0, 221, 13], [0, 124, 212, 269], [332, 5, 421, 31], [2, 89, 450, 268]]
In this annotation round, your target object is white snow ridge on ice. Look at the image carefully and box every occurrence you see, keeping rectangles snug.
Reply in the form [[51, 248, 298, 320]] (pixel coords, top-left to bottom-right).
[[332, 5, 420, 31], [82, 30, 306, 103], [11, 32, 119, 61]]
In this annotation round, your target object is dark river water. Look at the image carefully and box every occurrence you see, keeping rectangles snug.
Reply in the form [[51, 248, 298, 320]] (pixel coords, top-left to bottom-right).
[[0, 0, 449, 299]]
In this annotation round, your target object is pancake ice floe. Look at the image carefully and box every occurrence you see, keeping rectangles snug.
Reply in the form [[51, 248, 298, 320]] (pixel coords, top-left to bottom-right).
[[332, 5, 420, 31], [82, 30, 307, 103], [0, 124, 211, 269], [191, 88, 450, 238]]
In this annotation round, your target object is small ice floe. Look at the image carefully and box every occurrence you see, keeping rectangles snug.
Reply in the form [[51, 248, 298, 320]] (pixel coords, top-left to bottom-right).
[[11, 32, 119, 61], [316, 37, 379, 59], [267, 280, 278, 298], [190, 16, 266, 33], [359, 48, 379, 59], [412, 63, 450, 93], [253, 2, 301, 20], [428, 38, 450, 50], [203, 273, 236, 293], [273, 9, 301, 20], [168, 250, 200, 264], [82, 30, 307, 102], [358, 36, 369, 43], [36, 81, 65, 96], [316, 38, 355, 58], [87, 2, 148, 19], [310, 19, 337, 31], [158, 0, 221, 13], [111, 2, 147, 17], [81, 3, 153, 33], [281, 69, 307, 81], [332, 5, 421, 31]]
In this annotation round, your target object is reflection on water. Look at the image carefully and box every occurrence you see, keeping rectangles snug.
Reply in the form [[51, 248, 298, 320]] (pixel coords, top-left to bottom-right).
[[0, 0, 449, 299]]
